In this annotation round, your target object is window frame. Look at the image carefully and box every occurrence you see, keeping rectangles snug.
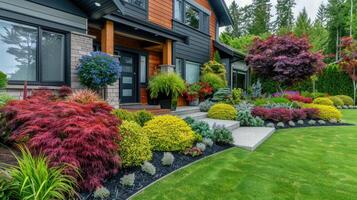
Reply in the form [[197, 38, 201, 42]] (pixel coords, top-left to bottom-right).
[[0, 16, 69, 86], [175, 58, 201, 84], [184, 3, 200, 30]]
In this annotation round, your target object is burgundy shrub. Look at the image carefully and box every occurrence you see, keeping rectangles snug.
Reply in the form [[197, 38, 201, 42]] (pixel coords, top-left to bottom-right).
[[252, 107, 269, 119], [245, 34, 325, 86], [292, 109, 307, 120], [269, 108, 293, 122], [287, 95, 313, 103], [58, 86, 73, 98], [1, 92, 121, 191], [302, 108, 319, 119]]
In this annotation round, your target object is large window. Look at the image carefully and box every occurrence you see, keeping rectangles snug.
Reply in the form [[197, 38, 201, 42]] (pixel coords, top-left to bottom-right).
[[174, 0, 183, 21], [123, 0, 146, 9], [185, 4, 199, 29], [175, 58, 183, 77], [0, 19, 66, 84], [185, 61, 200, 84]]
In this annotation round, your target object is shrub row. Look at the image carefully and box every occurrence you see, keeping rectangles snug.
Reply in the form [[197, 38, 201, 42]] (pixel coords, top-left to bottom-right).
[[302, 104, 342, 121], [252, 107, 319, 122]]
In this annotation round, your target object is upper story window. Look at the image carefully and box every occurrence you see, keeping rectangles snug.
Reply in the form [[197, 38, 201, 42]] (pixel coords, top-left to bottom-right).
[[122, 0, 146, 9], [185, 4, 199, 29], [0, 18, 66, 85], [174, 0, 183, 21]]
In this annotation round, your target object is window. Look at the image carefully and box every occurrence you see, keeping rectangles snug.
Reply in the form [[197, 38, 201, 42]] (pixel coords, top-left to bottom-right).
[[140, 55, 147, 83], [0, 19, 66, 84], [174, 0, 183, 21], [185, 4, 200, 29], [185, 61, 200, 84], [175, 58, 183, 77], [123, 0, 146, 9]]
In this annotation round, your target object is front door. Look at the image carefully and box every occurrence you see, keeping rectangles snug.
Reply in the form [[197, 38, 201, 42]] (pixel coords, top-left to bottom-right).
[[118, 51, 138, 103]]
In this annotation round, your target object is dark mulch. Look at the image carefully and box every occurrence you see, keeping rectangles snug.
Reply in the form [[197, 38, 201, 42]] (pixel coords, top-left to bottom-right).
[[264, 120, 354, 130], [81, 144, 232, 200]]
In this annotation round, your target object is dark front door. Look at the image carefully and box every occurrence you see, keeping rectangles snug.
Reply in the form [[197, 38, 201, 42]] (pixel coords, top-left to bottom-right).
[[119, 51, 138, 103]]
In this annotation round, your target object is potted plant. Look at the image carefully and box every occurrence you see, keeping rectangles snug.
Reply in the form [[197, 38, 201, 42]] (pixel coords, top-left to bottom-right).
[[185, 83, 201, 106], [148, 73, 186, 110], [199, 82, 213, 101]]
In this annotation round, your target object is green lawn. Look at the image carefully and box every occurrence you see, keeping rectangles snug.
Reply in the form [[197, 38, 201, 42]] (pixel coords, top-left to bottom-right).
[[133, 110, 357, 200]]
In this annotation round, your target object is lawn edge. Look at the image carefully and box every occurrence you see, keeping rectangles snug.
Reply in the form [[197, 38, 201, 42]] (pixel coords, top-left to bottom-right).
[[128, 146, 237, 200]]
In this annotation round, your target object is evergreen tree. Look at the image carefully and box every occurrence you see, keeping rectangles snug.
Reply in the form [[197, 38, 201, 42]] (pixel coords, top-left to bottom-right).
[[240, 5, 255, 35], [315, 4, 328, 27], [294, 8, 312, 37], [225, 1, 243, 37], [275, 0, 296, 31], [249, 0, 272, 35]]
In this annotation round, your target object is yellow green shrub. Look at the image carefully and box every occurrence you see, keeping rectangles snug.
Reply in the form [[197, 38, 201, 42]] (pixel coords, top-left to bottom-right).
[[328, 96, 344, 107], [336, 95, 354, 106], [313, 97, 334, 106], [119, 121, 152, 167], [208, 103, 237, 120], [303, 104, 342, 121], [143, 115, 199, 151]]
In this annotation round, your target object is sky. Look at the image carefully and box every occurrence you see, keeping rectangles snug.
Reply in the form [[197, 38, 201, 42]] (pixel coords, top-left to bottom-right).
[[224, 0, 328, 21]]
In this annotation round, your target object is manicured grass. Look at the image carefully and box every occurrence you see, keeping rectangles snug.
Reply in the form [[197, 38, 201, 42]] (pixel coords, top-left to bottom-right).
[[340, 109, 357, 124], [133, 111, 357, 200]]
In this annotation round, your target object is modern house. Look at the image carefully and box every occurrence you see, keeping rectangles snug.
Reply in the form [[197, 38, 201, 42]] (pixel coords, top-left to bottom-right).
[[0, 0, 248, 107]]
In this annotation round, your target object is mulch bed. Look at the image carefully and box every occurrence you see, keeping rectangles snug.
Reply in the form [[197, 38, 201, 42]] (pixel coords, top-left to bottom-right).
[[81, 144, 233, 200], [264, 120, 354, 129]]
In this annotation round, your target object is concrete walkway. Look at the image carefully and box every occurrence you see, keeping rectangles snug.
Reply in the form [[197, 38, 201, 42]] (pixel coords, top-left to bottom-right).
[[232, 127, 275, 151]]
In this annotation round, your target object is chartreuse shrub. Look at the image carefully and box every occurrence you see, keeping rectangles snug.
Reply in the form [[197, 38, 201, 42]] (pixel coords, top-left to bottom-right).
[[208, 103, 237, 120], [202, 60, 227, 82], [0, 71, 7, 89], [1, 147, 76, 200], [313, 97, 334, 106], [328, 96, 344, 107], [119, 121, 152, 167], [112, 109, 153, 127], [201, 73, 227, 92], [0, 90, 121, 191], [0, 93, 14, 107], [303, 104, 342, 121], [143, 115, 199, 151], [336, 95, 354, 106]]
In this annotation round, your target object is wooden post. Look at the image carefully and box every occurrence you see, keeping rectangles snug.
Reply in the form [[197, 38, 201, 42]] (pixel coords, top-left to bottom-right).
[[162, 39, 172, 65], [101, 20, 114, 55]]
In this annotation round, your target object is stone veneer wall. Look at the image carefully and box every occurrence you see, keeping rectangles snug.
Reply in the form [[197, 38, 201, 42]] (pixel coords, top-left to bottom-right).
[[4, 32, 120, 108]]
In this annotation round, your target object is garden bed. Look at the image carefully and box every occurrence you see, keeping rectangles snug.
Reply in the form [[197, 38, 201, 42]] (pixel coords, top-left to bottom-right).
[[81, 144, 233, 200], [263, 120, 354, 129]]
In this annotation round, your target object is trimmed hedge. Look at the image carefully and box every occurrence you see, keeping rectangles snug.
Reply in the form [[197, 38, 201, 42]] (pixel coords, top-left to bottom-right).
[[303, 104, 342, 121], [328, 96, 344, 107], [336, 95, 354, 106], [208, 103, 237, 120], [313, 97, 334, 106]]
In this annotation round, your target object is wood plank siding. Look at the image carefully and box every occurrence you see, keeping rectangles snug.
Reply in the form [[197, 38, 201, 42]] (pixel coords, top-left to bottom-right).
[[148, 0, 173, 29]]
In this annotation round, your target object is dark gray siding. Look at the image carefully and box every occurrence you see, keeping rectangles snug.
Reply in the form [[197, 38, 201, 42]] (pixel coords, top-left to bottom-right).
[[173, 21, 210, 64], [27, 0, 86, 17], [121, 1, 147, 20], [222, 58, 231, 86], [0, 0, 87, 32]]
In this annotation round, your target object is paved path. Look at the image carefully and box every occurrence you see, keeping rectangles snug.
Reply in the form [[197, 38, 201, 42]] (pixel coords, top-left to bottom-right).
[[232, 127, 275, 151]]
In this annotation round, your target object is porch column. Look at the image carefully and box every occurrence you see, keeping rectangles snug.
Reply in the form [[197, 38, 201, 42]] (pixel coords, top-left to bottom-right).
[[101, 20, 114, 55], [161, 39, 174, 73], [101, 20, 119, 108]]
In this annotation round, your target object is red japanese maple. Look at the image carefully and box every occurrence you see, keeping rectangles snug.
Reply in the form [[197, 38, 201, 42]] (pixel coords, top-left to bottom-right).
[[1, 90, 121, 191]]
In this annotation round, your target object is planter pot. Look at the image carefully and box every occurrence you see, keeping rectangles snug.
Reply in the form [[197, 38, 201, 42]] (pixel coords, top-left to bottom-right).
[[189, 99, 199, 106], [158, 92, 177, 111], [147, 89, 159, 105]]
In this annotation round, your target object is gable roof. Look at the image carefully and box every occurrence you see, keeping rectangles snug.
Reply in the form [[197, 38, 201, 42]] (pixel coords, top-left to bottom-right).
[[209, 0, 233, 26]]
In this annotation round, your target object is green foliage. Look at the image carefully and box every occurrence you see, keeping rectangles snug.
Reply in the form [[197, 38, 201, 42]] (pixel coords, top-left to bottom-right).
[[303, 104, 342, 121], [120, 173, 135, 187], [237, 110, 264, 127], [274, 0, 295, 31], [0, 93, 14, 107], [119, 121, 152, 167], [293, 8, 312, 37], [213, 51, 222, 63], [313, 97, 334, 106], [250, 0, 272, 35], [135, 110, 154, 127], [112, 109, 136, 122], [328, 96, 344, 106], [270, 97, 291, 104], [202, 61, 227, 82], [189, 120, 214, 140], [208, 103, 238, 120], [3, 147, 77, 200], [212, 126, 234, 144], [148, 73, 186, 99], [254, 98, 269, 106], [336, 95, 354, 106], [93, 187, 110, 200], [232, 88, 243, 104], [143, 115, 199, 151], [0, 171, 16, 200], [0, 71, 8, 89], [201, 73, 227, 92], [112, 109, 153, 127], [211, 88, 232, 103]]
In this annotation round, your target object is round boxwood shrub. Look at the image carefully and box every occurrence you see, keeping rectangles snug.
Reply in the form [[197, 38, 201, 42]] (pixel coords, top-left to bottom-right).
[[143, 115, 199, 151], [303, 104, 342, 121], [328, 96, 344, 107], [208, 103, 237, 120], [77, 51, 121, 90], [201, 73, 226, 92], [119, 121, 152, 167], [336, 95, 354, 106], [313, 97, 334, 106]]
